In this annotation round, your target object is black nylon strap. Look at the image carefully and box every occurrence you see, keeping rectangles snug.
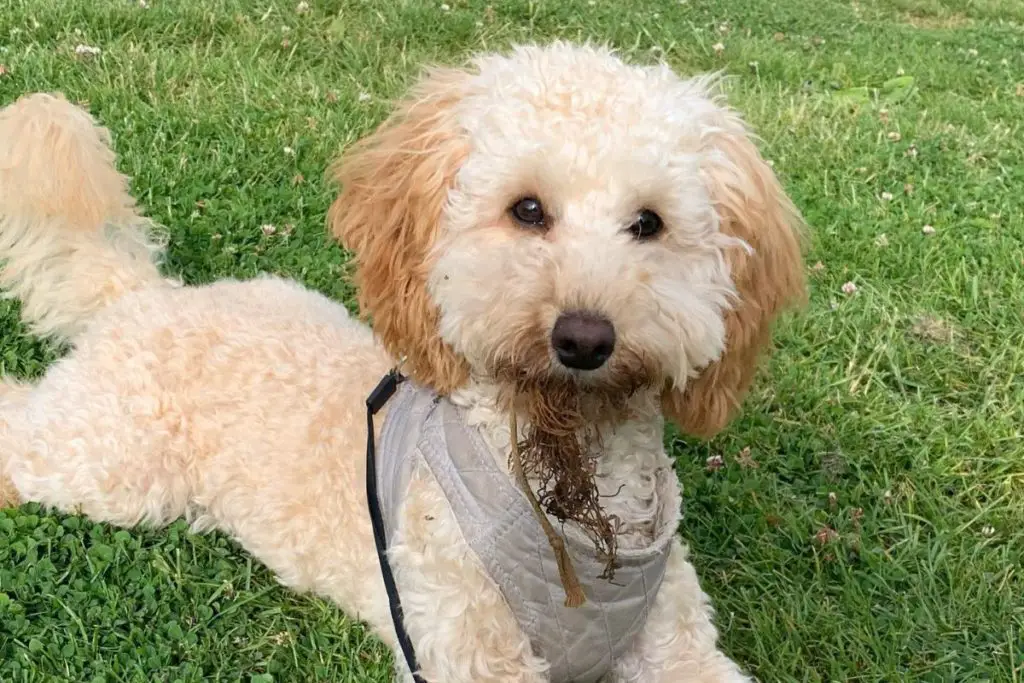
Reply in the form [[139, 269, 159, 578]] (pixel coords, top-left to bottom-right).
[[365, 369, 427, 683]]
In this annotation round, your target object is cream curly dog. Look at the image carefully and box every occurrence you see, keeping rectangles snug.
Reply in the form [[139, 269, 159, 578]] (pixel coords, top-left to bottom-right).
[[0, 43, 804, 682]]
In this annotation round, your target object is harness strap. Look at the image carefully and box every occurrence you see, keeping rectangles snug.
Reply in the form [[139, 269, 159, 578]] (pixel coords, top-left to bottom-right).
[[365, 369, 427, 683]]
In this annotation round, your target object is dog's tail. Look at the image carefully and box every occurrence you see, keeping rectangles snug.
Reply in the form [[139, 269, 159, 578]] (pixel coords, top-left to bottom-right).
[[0, 92, 167, 341]]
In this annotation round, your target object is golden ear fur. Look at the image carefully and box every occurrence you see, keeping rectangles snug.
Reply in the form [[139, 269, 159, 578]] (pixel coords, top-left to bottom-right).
[[663, 111, 807, 438], [327, 68, 472, 394]]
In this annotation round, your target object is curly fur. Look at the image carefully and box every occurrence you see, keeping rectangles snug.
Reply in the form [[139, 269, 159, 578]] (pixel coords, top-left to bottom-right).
[[0, 93, 171, 341], [1, 42, 805, 683], [663, 104, 806, 436], [328, 68, 473, 394]]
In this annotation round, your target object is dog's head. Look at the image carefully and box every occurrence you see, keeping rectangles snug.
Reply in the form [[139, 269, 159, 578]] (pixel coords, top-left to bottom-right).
[[329, 42, 805, 439]]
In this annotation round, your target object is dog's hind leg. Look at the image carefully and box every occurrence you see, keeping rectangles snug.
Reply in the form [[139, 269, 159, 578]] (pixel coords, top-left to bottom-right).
[[0, 379, 32, 507], [0, 354, 194, 528]]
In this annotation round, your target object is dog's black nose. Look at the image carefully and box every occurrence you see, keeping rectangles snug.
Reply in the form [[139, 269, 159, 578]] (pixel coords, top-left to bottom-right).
[[551, 311, 616, 371]]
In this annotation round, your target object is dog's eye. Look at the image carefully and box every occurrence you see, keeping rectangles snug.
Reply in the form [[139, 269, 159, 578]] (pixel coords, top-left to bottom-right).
[[628, 210, 663, 240], [510, 197, 546, 227]]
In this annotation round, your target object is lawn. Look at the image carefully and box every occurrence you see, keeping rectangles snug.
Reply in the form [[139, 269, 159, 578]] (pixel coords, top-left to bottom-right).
[[1, 0, 1022, 681]]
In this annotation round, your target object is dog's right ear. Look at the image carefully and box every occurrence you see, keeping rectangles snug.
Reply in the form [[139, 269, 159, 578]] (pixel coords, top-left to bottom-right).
[[328, 68, 473, 395]]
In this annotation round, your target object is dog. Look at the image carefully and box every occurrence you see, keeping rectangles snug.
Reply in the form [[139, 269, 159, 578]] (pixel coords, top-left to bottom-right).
[[0, 42, 805, 682]]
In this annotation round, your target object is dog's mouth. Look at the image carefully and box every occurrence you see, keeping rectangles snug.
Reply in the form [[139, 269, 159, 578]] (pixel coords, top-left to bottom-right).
[[489, 338, 660, 578]]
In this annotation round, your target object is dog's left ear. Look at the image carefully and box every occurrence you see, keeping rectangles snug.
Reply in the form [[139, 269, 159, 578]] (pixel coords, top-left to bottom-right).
[[663, 102, 807, 438]]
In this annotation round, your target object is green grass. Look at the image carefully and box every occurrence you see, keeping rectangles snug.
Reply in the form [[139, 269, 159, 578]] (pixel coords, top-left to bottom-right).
[[1, 0, 1022, 680]]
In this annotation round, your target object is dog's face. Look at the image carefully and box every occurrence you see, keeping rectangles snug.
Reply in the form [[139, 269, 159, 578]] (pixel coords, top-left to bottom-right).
[[330, 43, 805, 437], [428, 49, 745, 403]]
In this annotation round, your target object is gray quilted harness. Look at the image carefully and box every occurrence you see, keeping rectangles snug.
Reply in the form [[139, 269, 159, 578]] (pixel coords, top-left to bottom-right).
[[366, 376, 678, 682]]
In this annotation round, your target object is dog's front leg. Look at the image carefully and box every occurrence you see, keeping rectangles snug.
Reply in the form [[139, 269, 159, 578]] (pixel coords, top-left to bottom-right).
[[608, 539, 752, 683], [386, 468, 550, 683]]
